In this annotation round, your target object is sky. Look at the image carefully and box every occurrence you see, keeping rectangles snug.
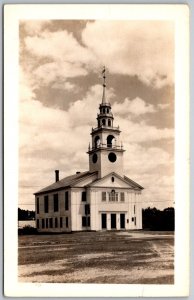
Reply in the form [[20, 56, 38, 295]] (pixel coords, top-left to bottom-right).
[[19, 20, 174, 211]]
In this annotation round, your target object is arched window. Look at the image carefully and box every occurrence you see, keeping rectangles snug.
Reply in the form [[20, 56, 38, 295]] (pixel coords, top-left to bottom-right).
[[108, 119, 111, 127], [102, 119, 106, 126], [109, 190, 118, 202], [103, 108, 106, 114], [94, 136, 100, 148], [107, 135, 115, 148], [107, 108, 109, 113]]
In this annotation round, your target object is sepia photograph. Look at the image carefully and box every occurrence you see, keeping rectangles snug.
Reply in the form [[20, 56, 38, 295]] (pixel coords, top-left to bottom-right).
[[4, 4, 189, 297]]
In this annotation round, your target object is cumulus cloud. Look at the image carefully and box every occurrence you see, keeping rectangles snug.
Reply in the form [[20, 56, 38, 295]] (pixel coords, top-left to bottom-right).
[[112, 97, 155, 116], [25, 29, 96, 64], [82, 20, 174, 88], [33, 61, 87, 85]]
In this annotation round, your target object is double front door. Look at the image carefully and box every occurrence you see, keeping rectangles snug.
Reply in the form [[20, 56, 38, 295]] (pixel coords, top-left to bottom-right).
[[101, 213, 125, 229]]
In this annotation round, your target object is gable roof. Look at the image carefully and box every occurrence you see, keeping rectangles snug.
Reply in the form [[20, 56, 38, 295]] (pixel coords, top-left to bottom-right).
[[34, 171, 97, 195], [124, 175, 144, 190], [86, 172, 144, 190]]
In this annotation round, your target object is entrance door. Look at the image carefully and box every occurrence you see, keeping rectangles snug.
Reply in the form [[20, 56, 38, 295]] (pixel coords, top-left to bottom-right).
[[120, 214, 125, 229], [101, 213, 107, 229], [111, 214, 116, 229]]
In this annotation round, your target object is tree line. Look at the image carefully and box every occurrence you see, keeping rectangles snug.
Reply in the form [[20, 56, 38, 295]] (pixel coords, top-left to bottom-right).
[[142, 207, 174, 231], [18, 208, 35, 220]]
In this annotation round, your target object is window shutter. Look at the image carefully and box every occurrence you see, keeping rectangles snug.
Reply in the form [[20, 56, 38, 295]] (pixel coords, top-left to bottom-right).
[[102, 192, 106, 201], [121, 192, 125, 201]]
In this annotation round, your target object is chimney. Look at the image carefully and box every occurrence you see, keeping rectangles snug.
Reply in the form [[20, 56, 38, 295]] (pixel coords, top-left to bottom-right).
[[55, 170, 59, 182]]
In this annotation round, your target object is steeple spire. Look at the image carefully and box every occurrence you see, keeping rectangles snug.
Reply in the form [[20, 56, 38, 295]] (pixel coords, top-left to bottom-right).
[[102, 66, 106, 104]]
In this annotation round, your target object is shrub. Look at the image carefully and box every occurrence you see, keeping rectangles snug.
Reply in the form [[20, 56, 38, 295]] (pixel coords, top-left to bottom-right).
[[18, 225, 37, 235]]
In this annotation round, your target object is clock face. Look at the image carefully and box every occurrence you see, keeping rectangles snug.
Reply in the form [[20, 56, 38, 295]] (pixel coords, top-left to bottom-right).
[[108, 152, 117, 163], [92, 153, 98, 163]]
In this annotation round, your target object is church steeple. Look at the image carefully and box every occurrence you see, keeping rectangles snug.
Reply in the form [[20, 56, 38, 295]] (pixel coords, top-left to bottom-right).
[[88, 67, 125, 178], [97, 67, 114, 128]]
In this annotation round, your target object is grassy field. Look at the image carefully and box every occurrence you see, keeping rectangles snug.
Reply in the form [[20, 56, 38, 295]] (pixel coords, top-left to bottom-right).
[[18, 230, 174, 284]]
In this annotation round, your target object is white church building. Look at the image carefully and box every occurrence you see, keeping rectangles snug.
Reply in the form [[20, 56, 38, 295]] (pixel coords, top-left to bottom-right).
[[34, 68, 144, 232]]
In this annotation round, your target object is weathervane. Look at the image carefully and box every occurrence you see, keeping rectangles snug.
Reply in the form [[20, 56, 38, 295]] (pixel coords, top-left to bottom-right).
[[102, 66, 106, 103]]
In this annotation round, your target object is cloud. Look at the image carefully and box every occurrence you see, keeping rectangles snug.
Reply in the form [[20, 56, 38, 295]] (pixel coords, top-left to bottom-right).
[[116, 115, 174, 143], [22, 20, 174, 90], [21, 20, 52, 35], [25, 29, 96, 64], [33, 61, 87, 85], [112, 97, 156, 116], [51, 81, 76, 91], [82, 20, 174, 88]]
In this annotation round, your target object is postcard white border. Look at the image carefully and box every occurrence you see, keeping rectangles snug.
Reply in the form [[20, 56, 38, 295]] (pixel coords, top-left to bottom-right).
[[4, 4, 189, 297]]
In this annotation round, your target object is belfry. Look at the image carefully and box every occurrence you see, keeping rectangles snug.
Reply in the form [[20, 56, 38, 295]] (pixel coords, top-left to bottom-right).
[[34, 68, 144, 232]]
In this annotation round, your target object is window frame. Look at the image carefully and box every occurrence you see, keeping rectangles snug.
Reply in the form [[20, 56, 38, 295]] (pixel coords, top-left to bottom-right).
[[37, 197, 39, 214], [44, 195, 49, 213], [108, 190, 118, 202], [81, 191, 87, 202], [65, 191, 69, 210], [66, 217, 69, 228], [42, 219, 45, 229], [53, 194, 59, 212]]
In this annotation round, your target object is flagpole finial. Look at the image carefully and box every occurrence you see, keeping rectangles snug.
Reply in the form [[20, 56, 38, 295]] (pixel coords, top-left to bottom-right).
[[102, 66, 106, 104]]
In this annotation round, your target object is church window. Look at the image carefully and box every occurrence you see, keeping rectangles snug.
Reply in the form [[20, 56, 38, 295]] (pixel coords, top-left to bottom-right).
[[102, 119, 106, 126], [108, 119, 111, 126], [44, 195, 49, 213], [107, 135, 115, 148], [85, 204, 90, 215], [82, 216, 87, 227], [134, 205, 136, 214], [37, 197, 39, 214], [111, 176, 114, 182], [87, 216, 90, 227], [60, 217, 63, 228], [134, 217, 136, 226], [92, 153, 98, 163], [66, 217, 69, 228], [120, 192, 125, 201], [102, 192, 106, 201], [55, 217, 58, 228], [54, 194, 58, 212], [108, 152, 117, 162], [42, 219, 45, 229], [103, 108, 106, 114], [46, 218, 48, 228], [65, 191, 69, 210], [36, 219, 39, 229], [109, 190, 118, 201], [49, 218, 53, 228], [82, 191, 87, 201], [107, 108, 109, 113]]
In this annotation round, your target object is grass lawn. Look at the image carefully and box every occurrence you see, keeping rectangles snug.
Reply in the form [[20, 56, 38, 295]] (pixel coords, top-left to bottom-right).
[[18, 230, 174, 284]]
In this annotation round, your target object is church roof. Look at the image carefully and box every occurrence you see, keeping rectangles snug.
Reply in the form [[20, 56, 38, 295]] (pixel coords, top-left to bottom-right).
[[34, 171, 97, 195]]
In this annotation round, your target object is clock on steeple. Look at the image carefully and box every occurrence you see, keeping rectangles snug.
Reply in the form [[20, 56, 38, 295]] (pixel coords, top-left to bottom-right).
[[87, 67, 125, 178]]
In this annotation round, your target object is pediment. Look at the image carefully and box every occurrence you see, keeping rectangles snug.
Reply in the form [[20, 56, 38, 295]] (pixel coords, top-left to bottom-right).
[[87, 172, 138, 189]]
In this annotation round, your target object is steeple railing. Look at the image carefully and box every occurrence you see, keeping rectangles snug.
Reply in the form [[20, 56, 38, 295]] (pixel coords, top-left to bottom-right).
[[88, 143, 124, 152], [92, 125, 120, 132]]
